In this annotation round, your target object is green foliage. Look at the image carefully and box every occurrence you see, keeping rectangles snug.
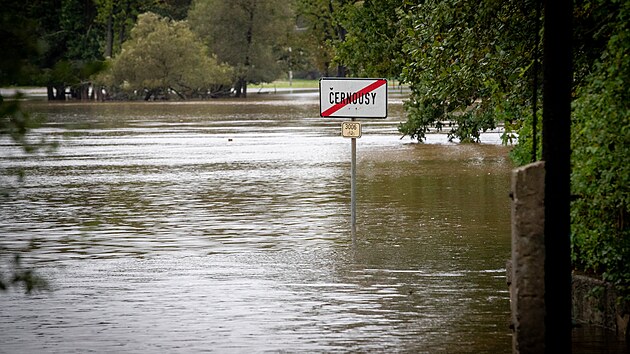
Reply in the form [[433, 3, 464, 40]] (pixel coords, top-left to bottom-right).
[[145, 0, 193, 20], [3, 0, 192, 97], [101, 12, 233, 100], [398, 97, 444, 141], [95, 0, 189, 57], [397, 0, 538, 143], [508, 110, 542, 166], [509, 0, 624, 164], [0, 0, 44, 86], [571, 3, 630, 304], [0, 94, 46, 153], [188, 0, 295, 96], [331, 0, 629, 304], [572, 0, 625, 87], [0, 100, 49, 293], [60, 0, 102, 61], [334, 0, 406, 78], [332, 0, 539, 143], [0, 0, 112, 98], [0, 42, 50, 293], [294, 0, 351, 77]]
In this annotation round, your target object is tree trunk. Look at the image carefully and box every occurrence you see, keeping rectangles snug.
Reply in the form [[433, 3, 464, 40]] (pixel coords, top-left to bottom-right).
[[238, 3, 255, 99], [80, 83, 90, 101], [144, 89, 153, 101], [336, 26, 347, 77], [170, 87, 186, 100], [55, 85, 66, 100], [119, 1, 131, 50], [105, 11, 113, 58], [47, 86, 55, 100], [234, 78, 245, 98], [337, 64, 346, 78], [96, 86, 105, 101]]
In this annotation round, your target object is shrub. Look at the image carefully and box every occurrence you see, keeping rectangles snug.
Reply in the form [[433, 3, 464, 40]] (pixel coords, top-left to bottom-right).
[[571, 16, 630, 305]]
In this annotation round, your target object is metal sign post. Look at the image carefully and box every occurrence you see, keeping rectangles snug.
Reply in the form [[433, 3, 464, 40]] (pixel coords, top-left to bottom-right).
[[350, 119, 358, 237], [339, 120, 362, 237], [319, 78, 387, 238]]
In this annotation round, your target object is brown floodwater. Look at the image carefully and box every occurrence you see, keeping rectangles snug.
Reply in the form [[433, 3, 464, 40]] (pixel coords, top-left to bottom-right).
[[1, 91, 522, 352]]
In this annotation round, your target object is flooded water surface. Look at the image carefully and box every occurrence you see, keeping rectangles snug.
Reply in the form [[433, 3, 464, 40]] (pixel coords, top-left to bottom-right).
[[1, 92, 515, 352]]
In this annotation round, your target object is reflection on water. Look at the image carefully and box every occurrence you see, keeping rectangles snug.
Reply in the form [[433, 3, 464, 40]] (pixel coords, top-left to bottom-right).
[[1, 94, 515, 352]]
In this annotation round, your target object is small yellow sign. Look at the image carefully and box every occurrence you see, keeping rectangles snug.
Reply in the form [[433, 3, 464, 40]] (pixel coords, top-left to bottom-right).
[[341, 122, 362, 138]]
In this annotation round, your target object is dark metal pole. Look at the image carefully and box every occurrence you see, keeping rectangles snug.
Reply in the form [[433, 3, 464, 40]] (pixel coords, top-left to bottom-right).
[[542, 0, 573, 352]]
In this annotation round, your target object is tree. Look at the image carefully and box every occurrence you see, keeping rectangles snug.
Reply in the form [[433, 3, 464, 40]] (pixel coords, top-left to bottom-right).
[[334, 0, 406, 78], [329, 0, 540, 142], [95, 0, 191, 59], [102, 12, 233, 100], [570, 0, 630, 305], [294, 0, 352, 77], [36, 0, 105, 100], [145, 0, 193, 20], [0, 0, 110, 100], [0, 0, 41, 86], [397, 0, 540, 143], [510, 0, 626, 164], [188, 0, 294, 97]]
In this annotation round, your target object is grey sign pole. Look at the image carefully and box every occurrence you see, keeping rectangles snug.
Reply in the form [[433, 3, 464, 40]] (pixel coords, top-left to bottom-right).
[[350, 117, 357, 240]]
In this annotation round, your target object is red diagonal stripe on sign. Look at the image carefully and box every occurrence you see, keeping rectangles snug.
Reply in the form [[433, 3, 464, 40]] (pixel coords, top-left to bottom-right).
[[321, 79, 387, 117]]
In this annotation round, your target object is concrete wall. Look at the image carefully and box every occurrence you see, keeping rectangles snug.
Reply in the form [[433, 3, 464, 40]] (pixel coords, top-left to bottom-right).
[[508, 161, 629, 353], [509, 161, 546, 353], [572, 274, 629, 340]]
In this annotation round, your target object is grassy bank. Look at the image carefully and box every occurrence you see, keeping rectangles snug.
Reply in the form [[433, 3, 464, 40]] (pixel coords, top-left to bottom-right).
[[257, 79, 320, 89]]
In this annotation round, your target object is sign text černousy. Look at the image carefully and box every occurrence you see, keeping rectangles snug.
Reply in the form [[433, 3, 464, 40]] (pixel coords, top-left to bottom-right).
[[319, 78, 387, 118]]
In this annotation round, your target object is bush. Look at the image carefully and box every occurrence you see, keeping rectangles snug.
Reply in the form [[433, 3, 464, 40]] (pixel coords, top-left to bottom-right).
[[99, 12, 233, 100], [571, 16, 630, 305]]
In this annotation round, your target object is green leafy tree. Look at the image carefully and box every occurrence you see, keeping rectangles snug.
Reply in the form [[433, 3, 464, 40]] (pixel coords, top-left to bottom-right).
[[0, 1, 41, 86], [35, 0, 105, 100], [396, 0, 539, 143], [294, 0, 352, 77], [188, 0, 294, 97], [570, 0, 630, 305], [329, 0, 540, 143], [334, 0, 406, 78], [95, 0, 191, 58], [102, 12, 233, 100], [142, 0, 193, 20], [509, 0, 624, 164]]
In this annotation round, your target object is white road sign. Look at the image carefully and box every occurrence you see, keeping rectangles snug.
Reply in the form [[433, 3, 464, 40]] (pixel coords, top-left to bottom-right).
[[319, 78, 387, 118]]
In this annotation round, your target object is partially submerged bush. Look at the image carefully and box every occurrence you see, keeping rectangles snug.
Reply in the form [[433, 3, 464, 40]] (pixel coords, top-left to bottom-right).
[[97, 12, 233, 100]]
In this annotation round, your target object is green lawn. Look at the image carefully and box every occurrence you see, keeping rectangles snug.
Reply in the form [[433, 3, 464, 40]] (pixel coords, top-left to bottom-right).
[[258, 79, 320, 89]]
